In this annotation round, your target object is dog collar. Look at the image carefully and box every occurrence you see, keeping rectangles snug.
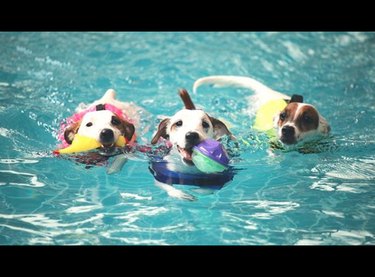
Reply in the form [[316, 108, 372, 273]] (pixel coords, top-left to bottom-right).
[[149, 157, 234, 189], [65, 103, 132, 126]]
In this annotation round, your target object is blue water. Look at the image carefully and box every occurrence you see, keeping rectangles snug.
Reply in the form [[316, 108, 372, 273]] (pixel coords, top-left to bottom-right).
[[0, 32, 374, 245]]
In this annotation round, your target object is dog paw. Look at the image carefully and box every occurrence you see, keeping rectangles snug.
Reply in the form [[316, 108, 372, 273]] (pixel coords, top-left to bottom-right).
[[107, 155, 128, 174], [168, 190, 196, 201], [155, 181, 196, 201]]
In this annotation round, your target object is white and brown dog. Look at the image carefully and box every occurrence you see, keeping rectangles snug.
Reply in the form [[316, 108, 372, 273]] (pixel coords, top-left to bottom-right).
[[193, 76, 330, 149], [57, 89, 144, 166], [150, 89, 234, 200]]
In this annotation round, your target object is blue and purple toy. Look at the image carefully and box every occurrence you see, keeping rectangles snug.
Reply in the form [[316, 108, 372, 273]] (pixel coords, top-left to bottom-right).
[[192, 139, 230, 173]]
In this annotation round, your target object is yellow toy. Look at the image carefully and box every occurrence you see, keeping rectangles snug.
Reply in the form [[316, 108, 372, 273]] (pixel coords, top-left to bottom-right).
[[253, 99, 287, 138], [54, 134, 126, 155]]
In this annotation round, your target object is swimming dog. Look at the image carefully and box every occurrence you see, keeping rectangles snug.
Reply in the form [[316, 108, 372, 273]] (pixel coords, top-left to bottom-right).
[[149, 89, 234, 200], [193, 76, 330, 149], [57, 89, 143, 166]]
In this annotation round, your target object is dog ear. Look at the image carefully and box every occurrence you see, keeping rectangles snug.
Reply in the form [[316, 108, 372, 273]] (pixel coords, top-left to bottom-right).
[[319, 116, 331, 134], [121, 120, 136, 142], [64, 121, 81, 144], [290, 94, 303, 103], [112, 116, 136, 142], [151, 118, 170, 144], [209, 116, 235, 140]]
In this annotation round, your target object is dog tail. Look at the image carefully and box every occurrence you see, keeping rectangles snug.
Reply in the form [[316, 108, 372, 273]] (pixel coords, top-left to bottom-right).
[[193, 76, 289, 100], [99, 89, 117, 102]]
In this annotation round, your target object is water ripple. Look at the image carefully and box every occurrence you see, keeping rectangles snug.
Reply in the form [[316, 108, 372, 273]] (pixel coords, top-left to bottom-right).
[[0, 212, 105, 244], [310, 156, 375, 193], [120, 192, 152, 201], [0, 170, 44, 187], [296, 230, 375, 245], [65, 205, 102, 214], [116, 206, 169, 225], [0, 159, 38, 164], [233, 200, 300, 220]]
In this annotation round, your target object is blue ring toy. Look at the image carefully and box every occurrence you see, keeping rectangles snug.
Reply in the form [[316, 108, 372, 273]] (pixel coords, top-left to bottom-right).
[[149, 157, 234, 189]]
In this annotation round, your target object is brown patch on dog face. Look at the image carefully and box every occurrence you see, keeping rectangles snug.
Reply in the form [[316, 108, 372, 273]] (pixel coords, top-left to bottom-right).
[[111, 115, 135, 141], [64, 121, 81, 144], [151, 118, 170, 144], [277, 103, 299, 127], [296, 105, 319, 132]]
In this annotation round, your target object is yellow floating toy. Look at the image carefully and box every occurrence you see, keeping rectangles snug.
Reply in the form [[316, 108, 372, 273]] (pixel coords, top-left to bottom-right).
[[54, 134, 100, 154], [248, 98, 288, 148], [53, 134, 126, 155], [253, 99, 287, 132]]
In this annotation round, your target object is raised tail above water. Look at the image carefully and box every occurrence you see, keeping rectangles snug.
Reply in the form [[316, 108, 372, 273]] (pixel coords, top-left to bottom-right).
[[193, 75, 290, 100]]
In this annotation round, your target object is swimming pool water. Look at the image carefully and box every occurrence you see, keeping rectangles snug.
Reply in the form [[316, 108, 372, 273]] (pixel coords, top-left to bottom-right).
[[0, 32, 374, 245]]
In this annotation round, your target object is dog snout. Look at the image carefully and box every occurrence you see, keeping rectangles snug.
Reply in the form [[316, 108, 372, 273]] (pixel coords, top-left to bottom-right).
[[280, 125, 297, 144], [282, 126, 295, 137], [185, 131, 200, 147], [100, 129, 115, 145]]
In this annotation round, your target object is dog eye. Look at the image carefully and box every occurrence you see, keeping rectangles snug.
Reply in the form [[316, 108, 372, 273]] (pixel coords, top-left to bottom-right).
[[111, 116, 121, 126], [303, 115, 312, 123], [202, 121, 210, 128], [279, 112, 286, 121], [175, 120, 183, 127], [86, 122, 93, 127]]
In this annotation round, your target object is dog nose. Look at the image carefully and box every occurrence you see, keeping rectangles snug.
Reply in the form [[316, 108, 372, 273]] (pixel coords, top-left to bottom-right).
[[282, 126, 295, 136], [100, 129, 115, 144], [185, 132, 200, 145]]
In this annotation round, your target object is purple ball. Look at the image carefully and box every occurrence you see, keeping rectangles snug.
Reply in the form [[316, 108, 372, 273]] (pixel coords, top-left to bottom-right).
[[193, 139, 229, 166]]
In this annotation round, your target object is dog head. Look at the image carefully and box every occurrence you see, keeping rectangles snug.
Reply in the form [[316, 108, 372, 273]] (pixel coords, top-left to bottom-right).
[[274, 95, 330, 145], [151, 89, 233, 163], [64, 106, 135, 154]]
